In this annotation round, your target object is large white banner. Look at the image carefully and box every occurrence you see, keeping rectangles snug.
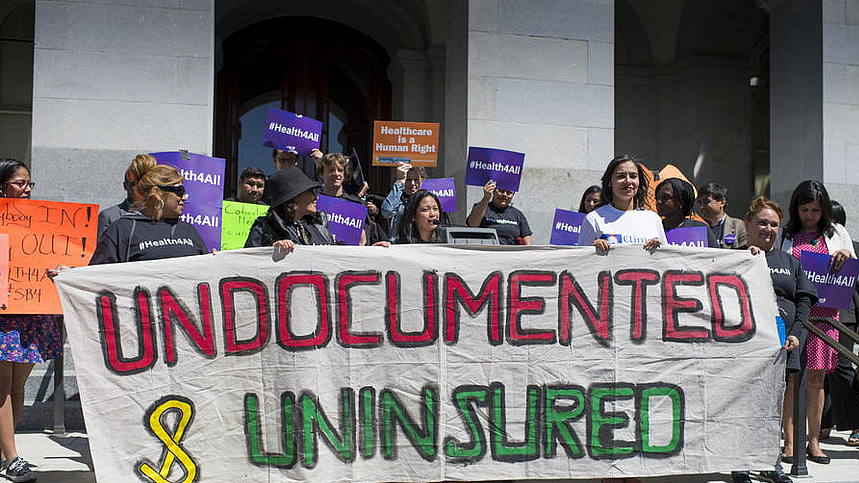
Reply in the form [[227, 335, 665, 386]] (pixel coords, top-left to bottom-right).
[[55, 245, 784, 482]]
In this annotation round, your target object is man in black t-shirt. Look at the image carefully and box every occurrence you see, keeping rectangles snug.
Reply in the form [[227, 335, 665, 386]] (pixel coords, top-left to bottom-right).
[[466, 180, 532, 245]]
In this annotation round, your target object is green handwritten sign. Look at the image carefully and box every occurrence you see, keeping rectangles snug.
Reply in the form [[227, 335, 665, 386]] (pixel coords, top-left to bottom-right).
[[220, 201, 269, 250]]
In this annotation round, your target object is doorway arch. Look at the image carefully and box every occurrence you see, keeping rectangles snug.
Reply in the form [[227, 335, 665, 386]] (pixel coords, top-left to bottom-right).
[[214, 16, 392, 196]]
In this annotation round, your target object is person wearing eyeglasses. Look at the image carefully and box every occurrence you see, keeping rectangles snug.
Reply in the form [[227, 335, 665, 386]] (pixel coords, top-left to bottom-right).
[[96, 154, 156, 243], [0, 158, 60, 482], [90, 164, 208, 264]]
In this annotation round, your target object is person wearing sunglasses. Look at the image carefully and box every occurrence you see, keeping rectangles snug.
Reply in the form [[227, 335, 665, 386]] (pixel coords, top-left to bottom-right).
[[96, 154, 156, 243], [0, 158, 61, 482], [90, 164, 208, 264]]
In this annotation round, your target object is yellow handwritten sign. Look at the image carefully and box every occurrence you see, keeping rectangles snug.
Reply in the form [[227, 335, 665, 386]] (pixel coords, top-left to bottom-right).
[[220, 201, 269, 250], [0, 199, 98, 314]]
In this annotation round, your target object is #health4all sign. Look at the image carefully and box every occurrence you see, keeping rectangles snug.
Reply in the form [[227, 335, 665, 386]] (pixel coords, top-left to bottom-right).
[[549, 208, 586, 246], [151, 151, 225, 252], [262, 108, 323, 156], [465, 147, 525, 192]]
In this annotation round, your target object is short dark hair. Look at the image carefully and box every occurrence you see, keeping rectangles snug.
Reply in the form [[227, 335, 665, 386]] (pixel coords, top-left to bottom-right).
[[577, 185, 601, 213], [239, 166, 266, 182], [272, 148, 297, 159], [697, 183, 728, 202], [0, 158, 28, 188], [831, 200, 846, 227], [785, 180, 835, 238], [656, 178, 696, 217], [599, 155, 648, 209], [396, 189, 446, 244]]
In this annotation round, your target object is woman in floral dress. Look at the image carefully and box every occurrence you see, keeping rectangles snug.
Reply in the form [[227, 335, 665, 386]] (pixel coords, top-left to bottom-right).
[[0, 158, 61, 482]]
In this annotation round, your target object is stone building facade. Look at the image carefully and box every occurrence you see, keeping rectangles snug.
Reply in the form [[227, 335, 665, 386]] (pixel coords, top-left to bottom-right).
[[1, 0, 859, 242]]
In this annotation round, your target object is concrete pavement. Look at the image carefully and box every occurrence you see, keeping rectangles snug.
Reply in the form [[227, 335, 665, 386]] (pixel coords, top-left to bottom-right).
[[13, 429, 859, 483]]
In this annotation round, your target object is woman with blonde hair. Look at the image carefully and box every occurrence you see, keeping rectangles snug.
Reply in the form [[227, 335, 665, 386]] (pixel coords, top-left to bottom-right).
[[96, 154, 157, 241], [90, 164, 208, 264]]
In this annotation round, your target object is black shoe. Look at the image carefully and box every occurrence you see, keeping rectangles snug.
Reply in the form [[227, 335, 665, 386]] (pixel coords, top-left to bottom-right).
[[4, 457, 35, 482], [805, 447, 830, 464], [760, 469, 792, 483], [780, 454, 793, 464], [731, 471, 752, 483]]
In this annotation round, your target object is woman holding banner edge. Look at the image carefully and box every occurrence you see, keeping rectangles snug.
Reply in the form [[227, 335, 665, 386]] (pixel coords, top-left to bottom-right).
[[733, 196, 814, 483], [245, 166, 335, 252], [776, 180, 855, 466], [0, 159, 60, 482], [577, 155, 666, 253]]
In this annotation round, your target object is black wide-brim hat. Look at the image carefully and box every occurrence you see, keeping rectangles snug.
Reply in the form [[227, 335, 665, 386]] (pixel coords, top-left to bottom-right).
[[267, 166, 322, 208]]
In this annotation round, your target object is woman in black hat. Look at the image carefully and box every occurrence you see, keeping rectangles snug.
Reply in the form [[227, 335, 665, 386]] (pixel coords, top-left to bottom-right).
[[245, 166, 335, 253]]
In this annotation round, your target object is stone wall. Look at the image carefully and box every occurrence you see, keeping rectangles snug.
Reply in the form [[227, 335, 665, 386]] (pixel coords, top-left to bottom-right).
[[463, 0, 614, 243], [823, 0, 859, 237], [31, 0, 215, 207]]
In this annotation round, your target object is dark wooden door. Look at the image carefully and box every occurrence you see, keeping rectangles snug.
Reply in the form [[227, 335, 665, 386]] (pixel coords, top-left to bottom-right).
[[215, 16, 392, 196]]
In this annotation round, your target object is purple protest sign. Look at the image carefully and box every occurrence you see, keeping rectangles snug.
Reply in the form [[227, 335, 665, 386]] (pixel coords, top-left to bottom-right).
[[550, 209, 586, 246], [799, 251, 859, 309], [261, 108, 322, 156], [665, 226, 708, 248], [420, 178, 457, 213], [465, 147, 525, 192], [150, 151, 225, 252], [316, 195, 367, 246], [349, 148, 365, 188]]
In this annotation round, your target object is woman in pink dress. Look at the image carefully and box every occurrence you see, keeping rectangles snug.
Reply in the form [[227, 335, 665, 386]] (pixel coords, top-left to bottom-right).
[[778, 180, 855, 465]]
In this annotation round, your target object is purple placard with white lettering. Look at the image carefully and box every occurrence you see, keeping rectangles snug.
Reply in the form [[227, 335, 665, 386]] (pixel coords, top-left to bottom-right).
[[665, 226, 708, 248], [550, 209, 586, 246], [465, 147, 525, 192], [316, 194, 367, 246], [799, 251, 859, 309], [261, 108, 322, 156], [150, 151, 225, 252], [420, 178, 457, 213]]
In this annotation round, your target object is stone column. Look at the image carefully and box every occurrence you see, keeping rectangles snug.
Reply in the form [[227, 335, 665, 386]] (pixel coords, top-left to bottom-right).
[[461, 0, 614, 243], [31, 0, 215, 207], [768, 0, 824, 213], [822, 0, 859, 237]]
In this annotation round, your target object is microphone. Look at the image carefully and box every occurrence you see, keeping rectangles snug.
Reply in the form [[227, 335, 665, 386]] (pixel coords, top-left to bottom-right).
[[430, 219, 441, 225]]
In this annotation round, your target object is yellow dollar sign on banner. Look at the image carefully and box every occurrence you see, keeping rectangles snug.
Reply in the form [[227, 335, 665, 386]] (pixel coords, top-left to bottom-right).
[[136, 396, 198, 483]]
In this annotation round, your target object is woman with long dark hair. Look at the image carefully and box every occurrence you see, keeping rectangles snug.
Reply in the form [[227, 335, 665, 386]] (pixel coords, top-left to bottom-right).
[[577, 155, 666, 253], [0, 159, 60, 481], [396, 190, 446, 244], [577, 185, 601, 214], [777, 180, 855, 465]]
